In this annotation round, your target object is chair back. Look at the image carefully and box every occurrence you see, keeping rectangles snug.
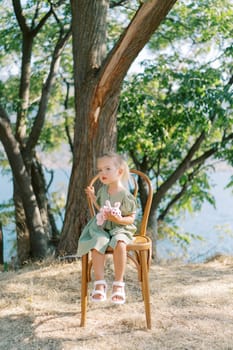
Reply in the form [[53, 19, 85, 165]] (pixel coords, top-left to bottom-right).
[[87, 169, 153, 237]]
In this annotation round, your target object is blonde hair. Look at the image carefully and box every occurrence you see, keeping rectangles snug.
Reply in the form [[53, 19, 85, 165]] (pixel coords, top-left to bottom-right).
[[97, 151, 130, 183]]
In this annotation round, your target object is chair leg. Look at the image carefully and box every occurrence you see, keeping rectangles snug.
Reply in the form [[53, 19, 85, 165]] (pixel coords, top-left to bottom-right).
[[80, 254, 88, 327], [140, 250, 152, 329]]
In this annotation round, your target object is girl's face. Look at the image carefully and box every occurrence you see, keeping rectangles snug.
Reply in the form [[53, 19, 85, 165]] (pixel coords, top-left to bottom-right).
[[97, 157, 122, 185]]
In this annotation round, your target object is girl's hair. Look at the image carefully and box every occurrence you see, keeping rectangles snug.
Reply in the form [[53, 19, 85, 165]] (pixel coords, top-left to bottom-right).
[[97, 151, 130, 183]]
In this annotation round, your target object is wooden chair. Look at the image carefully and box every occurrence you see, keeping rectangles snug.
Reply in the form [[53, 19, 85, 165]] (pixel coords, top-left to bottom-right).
[[80, 169, 153, 329]]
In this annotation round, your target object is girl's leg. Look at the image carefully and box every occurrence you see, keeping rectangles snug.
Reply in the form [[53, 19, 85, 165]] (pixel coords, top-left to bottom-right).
[[113, 241, 127, 281], [91, 249, 106, 300], [92, 249, 105, 280], [112, 241, 127, 302]]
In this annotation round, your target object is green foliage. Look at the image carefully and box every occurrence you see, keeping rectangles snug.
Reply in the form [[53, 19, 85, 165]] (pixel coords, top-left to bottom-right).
[[118, 61, 232, 171], [158, 220, 204, 252], [107, 0, 140, 49], [0, 146, 12, 177], [0, 0, 74, 152], [118, 55, 232, 219], [0, 200, 15, 227], [49, 189, 67, 229], [150, 0, 233, 50], [117, 0, 233, 241]]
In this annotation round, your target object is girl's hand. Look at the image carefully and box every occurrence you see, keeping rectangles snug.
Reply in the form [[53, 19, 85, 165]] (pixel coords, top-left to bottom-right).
[[85, 186, 96, 201], [105, 212, 135, 225], [105, 212, 121, 224]]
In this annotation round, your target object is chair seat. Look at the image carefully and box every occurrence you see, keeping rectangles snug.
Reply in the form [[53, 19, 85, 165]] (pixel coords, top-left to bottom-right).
[[105, 235, 151, 253], [127, 235, 152, 251]]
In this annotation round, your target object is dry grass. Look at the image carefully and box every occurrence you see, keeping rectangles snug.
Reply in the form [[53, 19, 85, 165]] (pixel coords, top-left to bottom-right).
[[0, 255, 233, 350]]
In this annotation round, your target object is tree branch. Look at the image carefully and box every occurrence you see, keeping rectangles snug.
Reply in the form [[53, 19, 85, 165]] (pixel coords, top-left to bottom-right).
[[158, 184, 187, 221], [13, 0, 53, 36], [12, 0, 29, 33], [63, 79, 74, 154], [31, 7, 53, 36], [158, 168, 199, 221], [190, 131, 233, 169], [0, 106, 29, 190], [14, 0, 54, 144], [26, 28, 72, 152], [153, 127, 233, 217], [93, 0, 178, 114], [153, 131, 206, 211], [109, 0, 129, 8]]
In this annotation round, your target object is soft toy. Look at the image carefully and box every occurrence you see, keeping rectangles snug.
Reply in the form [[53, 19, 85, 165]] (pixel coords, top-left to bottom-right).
[[96, 200, 122, 226]]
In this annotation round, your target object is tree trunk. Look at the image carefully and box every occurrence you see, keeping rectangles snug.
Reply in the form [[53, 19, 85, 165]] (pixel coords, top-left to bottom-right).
[[57, 0, 178, 255], [15, 156, 60, 263], [0, 107, 49, 259], [31, 157, 59, 241], [14, 184, 31, 263]]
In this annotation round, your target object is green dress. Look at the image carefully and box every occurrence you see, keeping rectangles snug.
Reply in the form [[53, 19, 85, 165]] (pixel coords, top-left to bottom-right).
[[77, 185, 137, 256]]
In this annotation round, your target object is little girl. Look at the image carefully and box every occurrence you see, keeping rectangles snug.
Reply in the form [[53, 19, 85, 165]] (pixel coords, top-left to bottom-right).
[[77, 152, 137, 304]]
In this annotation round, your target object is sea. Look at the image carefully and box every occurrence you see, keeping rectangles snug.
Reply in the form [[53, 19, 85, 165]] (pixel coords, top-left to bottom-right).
[[1, 165, 233, 264], [157, 168, 233, 263]]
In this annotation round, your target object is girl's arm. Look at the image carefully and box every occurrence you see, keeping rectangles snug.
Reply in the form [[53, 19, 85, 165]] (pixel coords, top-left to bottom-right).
[[85, 186, 100, 211], [105, 212, 136, 225]]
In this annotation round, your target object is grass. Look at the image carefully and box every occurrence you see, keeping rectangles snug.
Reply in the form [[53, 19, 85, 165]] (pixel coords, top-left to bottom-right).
[[0, 255, 233, 350]]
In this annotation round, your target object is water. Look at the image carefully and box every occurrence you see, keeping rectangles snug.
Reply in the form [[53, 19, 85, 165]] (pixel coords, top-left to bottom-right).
[[157, 170, 233, 262], [1, 167, 233, 263]]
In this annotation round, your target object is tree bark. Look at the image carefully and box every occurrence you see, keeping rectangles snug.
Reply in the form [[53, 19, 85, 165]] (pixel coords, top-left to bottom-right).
[[14, 186, 31, 263]]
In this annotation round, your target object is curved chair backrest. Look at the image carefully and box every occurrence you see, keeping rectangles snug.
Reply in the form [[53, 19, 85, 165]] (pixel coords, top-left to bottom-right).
[[87, 169, 153, 236]]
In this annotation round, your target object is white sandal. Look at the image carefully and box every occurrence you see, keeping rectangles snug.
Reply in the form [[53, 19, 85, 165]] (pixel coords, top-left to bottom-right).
[[91, 280, 107, 302], [111, 281, 126, 305]]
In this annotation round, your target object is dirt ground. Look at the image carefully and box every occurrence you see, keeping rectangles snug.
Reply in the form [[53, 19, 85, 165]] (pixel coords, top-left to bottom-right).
[[0, 255, 233, 350]]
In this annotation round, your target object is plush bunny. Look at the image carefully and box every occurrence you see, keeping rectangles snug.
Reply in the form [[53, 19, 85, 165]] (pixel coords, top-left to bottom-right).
[[96, 201, 111, 226], [110, 201, 121, 217], [96, 200, 122, 226]]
